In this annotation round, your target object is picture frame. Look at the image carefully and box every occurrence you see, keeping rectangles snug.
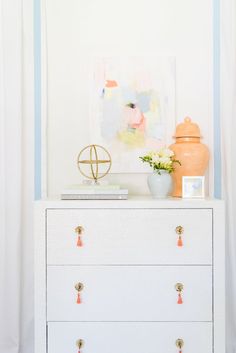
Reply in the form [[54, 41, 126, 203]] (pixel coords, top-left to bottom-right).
[[182, 176, 205, 198], [90, 56, 176, 173]]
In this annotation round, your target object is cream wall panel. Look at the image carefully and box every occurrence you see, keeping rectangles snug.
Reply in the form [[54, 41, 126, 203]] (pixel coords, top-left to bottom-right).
[[42, 0, 213, 197]]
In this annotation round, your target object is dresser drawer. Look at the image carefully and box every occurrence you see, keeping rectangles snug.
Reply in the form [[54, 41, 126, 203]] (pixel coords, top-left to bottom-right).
[[48, 322, 212, 353], [47, 265, 212, 321], [47, 209, 212, 265]]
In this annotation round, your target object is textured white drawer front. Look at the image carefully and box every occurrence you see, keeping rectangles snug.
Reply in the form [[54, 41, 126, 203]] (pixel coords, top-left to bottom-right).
[[47, 209, 212, 265], [48, 322, 212, 353], [47, 265, 212, 321]]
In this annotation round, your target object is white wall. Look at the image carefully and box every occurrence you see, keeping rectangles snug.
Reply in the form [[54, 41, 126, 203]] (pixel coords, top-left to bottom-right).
[[43, 0, 213, 197]]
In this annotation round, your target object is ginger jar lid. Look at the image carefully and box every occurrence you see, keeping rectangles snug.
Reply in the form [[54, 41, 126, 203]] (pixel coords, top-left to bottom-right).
[[174, 117, 201, 138]]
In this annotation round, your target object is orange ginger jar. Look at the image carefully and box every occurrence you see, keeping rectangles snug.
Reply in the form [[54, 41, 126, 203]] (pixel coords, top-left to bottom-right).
[[169, 117, 209, 197]]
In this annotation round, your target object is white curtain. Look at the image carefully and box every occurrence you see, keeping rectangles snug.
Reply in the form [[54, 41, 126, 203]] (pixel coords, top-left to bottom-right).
[[221, 1, 236, 352], [0, 0, 34, 352], [0, 1, 236, 353]]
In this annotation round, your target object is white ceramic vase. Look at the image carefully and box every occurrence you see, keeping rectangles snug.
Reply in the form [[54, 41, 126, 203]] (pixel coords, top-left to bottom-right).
[[147, 170, 172, 199]]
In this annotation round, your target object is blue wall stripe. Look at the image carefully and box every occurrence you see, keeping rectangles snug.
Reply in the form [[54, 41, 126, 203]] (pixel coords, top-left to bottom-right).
[[34, 0, 42, 200], [213, 0, 222, 198]]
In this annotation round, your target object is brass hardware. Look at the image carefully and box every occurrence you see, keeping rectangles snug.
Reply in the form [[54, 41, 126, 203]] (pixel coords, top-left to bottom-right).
[[75, 226, 84, 235], [175, 283, 184, 292], [176, 338, 184, 349], [175, 226, 184, 235], [76, 339, 84, 349], [75, 282, 84, 292]]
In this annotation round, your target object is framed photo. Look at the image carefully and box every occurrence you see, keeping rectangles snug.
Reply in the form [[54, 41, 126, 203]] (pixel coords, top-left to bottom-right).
[[182, 176, 205, 198]]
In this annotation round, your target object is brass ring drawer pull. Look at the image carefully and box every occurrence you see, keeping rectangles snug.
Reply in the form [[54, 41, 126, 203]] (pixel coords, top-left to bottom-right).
[[175, 226, 184, 247], [76, 339, 84, 352], [175, 283, 184, 304], [175, 226, 184, 235], [75, 282, 84, 292], [176, 338, 184, 351], [75, 226, 84, 247], [75, 282, 84, 304], [75, 226, 84, 235]]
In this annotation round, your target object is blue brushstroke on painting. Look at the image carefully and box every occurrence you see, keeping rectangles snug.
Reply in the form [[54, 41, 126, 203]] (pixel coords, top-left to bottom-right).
[[137, 91, 151, 113], [122, 86, 137, 104], [101, 95, 122, 140]]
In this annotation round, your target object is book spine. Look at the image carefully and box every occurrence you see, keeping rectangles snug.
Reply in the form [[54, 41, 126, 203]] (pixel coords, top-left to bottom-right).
[[61, 194, 128, 200], [62, 189, 128, 195]]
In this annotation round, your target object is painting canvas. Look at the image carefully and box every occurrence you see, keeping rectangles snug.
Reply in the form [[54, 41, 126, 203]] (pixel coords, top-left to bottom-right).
[[90, 57, 176, 173]]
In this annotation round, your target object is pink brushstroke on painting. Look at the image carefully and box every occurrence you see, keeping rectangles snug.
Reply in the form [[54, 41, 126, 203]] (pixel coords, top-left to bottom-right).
[[124, 105, 145, 130]]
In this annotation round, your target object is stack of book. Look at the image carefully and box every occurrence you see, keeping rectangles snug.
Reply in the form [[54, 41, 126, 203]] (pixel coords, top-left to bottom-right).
[[61, 184, 128, 200]]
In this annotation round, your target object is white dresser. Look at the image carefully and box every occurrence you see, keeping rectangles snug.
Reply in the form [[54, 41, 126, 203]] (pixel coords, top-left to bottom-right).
[[35, 197, 225, 353]]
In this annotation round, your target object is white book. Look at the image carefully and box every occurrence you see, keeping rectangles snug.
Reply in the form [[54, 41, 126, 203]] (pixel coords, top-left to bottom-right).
[[61, 189, 128, 195], [61, 194, 128, 200], [64, 184, 121, 190]]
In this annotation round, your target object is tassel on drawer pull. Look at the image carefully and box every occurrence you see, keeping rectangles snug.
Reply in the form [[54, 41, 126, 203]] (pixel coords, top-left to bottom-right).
[[77, 293, 81, 304], [77, 236, 83, 247], [76, 339, 84, 353], [176, 338, 184, 353], [177, 235, 183, 247], [75, 282, 84, 304], [75, 226, 84, 247], [175, 283, 184, 304], [175, 226, 184, 247], [177, 293, 183, 304]]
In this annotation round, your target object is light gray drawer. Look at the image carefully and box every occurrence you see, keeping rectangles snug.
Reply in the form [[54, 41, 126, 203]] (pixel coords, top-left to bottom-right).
[[47, 265, 212, 322], [48, 322, 212, 353], [47, 208, 212, 265]]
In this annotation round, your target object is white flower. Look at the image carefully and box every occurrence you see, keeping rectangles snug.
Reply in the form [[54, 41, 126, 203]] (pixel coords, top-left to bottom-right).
[[140, 146, 179, 174], [159, 148, 174, 158], [152, 155, 160, 163], [148, 151, 155, 158], [165, 148, 174, 157], [159, 156, 171, 164]]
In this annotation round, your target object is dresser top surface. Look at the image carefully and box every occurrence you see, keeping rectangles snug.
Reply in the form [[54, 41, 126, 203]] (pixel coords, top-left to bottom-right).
[[35, 196, 224, 209]]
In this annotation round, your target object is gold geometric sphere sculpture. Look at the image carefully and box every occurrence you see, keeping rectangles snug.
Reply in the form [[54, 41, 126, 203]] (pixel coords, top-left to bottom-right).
[[77, 144, 112, 182]]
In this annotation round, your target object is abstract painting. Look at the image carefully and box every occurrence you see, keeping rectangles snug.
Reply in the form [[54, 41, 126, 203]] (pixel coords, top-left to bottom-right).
[[90, 57, 176, 172]]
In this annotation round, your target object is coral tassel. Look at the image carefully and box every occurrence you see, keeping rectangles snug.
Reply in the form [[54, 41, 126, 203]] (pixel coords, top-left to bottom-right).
[[77, 293, 81, 304], [77, 236, 83, 247], [179, 351, 182, 353], [177, 293, 183, 304], [177, 235, 183, 247]]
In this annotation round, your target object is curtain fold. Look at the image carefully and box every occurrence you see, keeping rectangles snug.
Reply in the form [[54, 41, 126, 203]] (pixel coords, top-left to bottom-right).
[[221, 0, 236, 352], [0, 0, 34, 352]]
